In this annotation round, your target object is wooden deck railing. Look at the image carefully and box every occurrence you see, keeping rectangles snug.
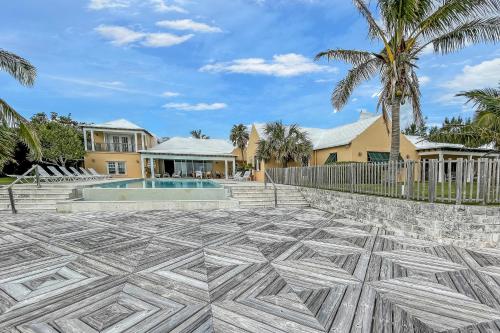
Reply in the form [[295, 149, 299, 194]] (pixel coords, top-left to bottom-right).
[[268, 158, 500, 205]]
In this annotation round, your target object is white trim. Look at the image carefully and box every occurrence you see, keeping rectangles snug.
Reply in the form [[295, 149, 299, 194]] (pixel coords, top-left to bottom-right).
[[418, 150, 500, 157], [83, 129, 88, 152], [135, 133, 138, 152], [149, 157, 154, 179], [141, 153, 235, 162], [90, 129, 95, 151], [140, 157, 145, 178]]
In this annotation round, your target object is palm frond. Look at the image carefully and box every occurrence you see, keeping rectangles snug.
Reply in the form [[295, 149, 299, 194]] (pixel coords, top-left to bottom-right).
[[352, 0, 395, 62], [457, 87, 500, 115], [0, 49, 36, 86], [314, 49, 376, 65], [0, 125, 15, 167], [409, 71, 423, 126], [0, 98, 41, 160], [416, 0, 500, 39], [332, 58, 381, 111], [430, 17, 500, 54]]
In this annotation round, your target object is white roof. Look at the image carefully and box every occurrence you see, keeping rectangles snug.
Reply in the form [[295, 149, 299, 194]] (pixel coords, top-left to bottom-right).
[[405, 135, 493, 151], [86, 119, 145, 131], [145, 137, 235, 156], [253, 112, 381, 150]]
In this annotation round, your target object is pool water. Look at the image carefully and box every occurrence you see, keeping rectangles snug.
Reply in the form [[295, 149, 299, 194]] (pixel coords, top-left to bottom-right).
[[97, 179, 221, 189]]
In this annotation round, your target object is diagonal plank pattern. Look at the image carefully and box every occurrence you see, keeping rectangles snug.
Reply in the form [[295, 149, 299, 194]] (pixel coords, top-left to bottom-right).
[[1, 208, 500, 332]]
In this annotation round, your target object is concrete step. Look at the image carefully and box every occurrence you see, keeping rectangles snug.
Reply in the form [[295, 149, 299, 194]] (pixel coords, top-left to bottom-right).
[[0, 189, 73, 195], [278, 202, 310, 207], [0, 198, 62, 204], [0, 193, 72, 200], [233, 193, 303, 198], [239, 202, 276, 208], [0, 202, 59, 211]]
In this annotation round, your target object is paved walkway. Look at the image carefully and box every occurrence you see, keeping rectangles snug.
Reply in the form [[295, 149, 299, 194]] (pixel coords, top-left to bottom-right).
[[1, 208, 500, 332]]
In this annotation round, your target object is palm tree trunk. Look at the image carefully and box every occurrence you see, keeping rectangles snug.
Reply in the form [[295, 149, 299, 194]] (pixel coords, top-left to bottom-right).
[[390, 98, 401, 162]]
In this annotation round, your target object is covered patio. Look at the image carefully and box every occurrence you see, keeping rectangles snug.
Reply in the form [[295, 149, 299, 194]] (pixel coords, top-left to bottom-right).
[[140, 137, 237, 179]]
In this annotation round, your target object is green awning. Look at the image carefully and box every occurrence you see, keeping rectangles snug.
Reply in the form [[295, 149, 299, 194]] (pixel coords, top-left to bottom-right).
[[367, 152, 402, 163], [324, 153, 338, 165]]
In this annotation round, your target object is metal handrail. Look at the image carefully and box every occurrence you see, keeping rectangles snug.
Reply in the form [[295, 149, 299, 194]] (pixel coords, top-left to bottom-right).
[[6, 165, 41, 214], [264, 169, 278, 208]]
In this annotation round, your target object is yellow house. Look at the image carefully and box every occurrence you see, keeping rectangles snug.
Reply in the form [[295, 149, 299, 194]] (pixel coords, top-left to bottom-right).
[[82, 119, 157, 178], [245, 111, 498, 181]]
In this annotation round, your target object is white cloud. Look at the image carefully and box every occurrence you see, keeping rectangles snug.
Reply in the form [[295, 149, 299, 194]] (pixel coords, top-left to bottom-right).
[[162, 91, 180, 97], [315, 78, 336, 83], [142, 33, 193, 47], [156, 19, 222, 33], [443, 58, 500, 91], [95, 25, 192, 48], [163, 102, 228, 111], [45, 75, 159, 97], [418, 76, 431, 86], [200, 53, 335, 77], [88, 0, 130, 10], [150, 0, 187, 13], [94, 25, 145, 46]]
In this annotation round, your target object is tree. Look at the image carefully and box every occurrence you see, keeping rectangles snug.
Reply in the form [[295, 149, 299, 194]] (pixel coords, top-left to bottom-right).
[[458, 85, 500, 148], [256, 121, 313, 167], [316, 0, 500, 161], [31, 113, 85, 166], [190, 129, 209, 139], [403, 122, 427, 136], [229, 124, 249, 161], [0, 49, 41, 166]]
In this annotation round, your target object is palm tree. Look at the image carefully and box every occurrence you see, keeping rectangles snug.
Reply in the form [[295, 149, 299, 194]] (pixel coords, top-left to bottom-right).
[[256, 121, 313, 167], [457, 85, 500, 147], [190, 129, 209, 139], [316, 0, 500, 161], [0, 49, 41, 166], [229, 124, 249, 161]]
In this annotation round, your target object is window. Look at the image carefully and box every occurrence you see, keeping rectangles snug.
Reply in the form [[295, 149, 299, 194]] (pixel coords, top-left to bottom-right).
[[108, 135, 132, 152], [367, 152, 403, 163], [117, 162, 126, 175], [107, 161, 126, 175], [324, 153, 338, 165], [107, 161, 116, 174]]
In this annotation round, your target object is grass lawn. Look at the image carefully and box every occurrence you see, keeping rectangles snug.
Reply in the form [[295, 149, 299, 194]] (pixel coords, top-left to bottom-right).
[[0, 177, 15, 185]]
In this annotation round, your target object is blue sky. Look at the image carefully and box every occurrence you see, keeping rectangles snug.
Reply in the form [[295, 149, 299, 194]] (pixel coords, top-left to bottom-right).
[[2, 0, 499, 139]]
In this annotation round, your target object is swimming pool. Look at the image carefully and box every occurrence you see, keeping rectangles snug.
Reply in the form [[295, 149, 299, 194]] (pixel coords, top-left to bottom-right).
[[82, 178, 227, 201], [96, 179, 221, 189]]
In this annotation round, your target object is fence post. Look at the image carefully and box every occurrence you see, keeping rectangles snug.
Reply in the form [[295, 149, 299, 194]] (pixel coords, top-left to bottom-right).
[[350, 163, 354, 193], [406, 161, 414, 200], [35, 165, 41, 188], [428, 160, 435, 203], [481, 158, 488, 205], [8, 187, 17, 214], [456, 159, 463, 205]]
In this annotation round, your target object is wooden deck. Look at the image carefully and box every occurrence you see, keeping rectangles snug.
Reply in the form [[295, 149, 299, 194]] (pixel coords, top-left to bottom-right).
[[1, 208, 500, 332]]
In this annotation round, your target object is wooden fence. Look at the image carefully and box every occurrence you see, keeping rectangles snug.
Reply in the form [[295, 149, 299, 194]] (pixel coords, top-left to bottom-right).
[[268, 158, 500, 205]]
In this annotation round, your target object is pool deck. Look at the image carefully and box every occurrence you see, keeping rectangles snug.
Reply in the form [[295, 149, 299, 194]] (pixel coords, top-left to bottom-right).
[[1, 208, 500, 332]]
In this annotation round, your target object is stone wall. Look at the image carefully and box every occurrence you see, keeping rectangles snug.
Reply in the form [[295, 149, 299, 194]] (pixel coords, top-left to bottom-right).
[[298, 187, 500, 248]]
